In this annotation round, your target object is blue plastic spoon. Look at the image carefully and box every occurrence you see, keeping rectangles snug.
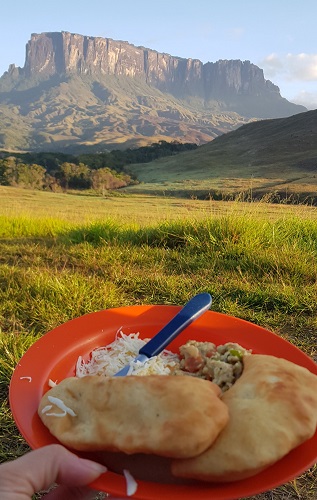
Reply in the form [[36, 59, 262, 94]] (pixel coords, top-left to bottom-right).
[[114, 292, 212, 376]]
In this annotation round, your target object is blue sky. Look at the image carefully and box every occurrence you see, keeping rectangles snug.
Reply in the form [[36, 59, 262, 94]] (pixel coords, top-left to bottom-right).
[[1, 0, 317, 109]]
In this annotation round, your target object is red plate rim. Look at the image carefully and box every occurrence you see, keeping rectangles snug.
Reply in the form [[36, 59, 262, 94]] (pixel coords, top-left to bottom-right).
[[9, 305, 317, 500]]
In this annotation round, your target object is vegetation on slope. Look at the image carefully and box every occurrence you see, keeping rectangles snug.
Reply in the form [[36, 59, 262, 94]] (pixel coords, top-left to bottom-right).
[[124, 109, 317, 202], [0, 141, 197, 192], [0, 73, 249, 152]]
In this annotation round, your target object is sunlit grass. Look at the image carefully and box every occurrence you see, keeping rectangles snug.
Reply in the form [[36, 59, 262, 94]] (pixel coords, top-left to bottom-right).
[[0, 187, 316, 499], [1, 185, 317, 226]]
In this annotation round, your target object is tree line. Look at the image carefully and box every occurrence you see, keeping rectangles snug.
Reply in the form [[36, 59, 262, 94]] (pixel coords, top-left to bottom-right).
[[0, 157, 133, 192], [0, 141, 197, 193]]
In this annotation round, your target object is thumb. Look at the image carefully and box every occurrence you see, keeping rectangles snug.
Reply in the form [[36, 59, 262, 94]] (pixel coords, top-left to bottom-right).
[[0, 444, 107, 498]]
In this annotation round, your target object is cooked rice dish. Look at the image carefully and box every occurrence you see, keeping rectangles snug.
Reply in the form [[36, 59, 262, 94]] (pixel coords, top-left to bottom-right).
[[176, 340, 252, 392]]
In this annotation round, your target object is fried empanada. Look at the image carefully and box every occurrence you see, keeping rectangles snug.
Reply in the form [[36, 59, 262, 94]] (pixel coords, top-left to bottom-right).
[[38, 375, 229, 458], [171, 354, 317, 481]]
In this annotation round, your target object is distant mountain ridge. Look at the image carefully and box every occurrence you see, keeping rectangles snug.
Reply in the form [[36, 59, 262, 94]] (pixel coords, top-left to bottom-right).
[[0, 31, 306, 153]]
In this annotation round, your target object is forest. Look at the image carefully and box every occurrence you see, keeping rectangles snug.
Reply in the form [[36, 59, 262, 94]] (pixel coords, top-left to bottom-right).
[[0, 141, 198, 192]]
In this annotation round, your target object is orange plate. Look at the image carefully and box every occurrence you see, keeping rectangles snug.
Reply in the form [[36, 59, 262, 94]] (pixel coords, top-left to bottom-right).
[[9, 306, 317, 500]]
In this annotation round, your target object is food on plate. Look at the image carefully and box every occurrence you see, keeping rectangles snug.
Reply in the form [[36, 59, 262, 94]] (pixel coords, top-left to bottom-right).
[[171, 354, 317, 482], [175, 340, 251, 392], [75, 331, 251, 392], [38, 374, 229, 457], [38, 330, 317, 483], [75, 331, 180, 378]]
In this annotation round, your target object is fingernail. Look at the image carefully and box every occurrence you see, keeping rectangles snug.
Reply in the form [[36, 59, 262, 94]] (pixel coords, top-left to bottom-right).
[[79, 458, 108, 475]]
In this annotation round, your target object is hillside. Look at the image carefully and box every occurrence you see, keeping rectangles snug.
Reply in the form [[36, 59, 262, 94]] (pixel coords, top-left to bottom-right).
[[124, 109, 317, 202], [0, 31, 305, 153]]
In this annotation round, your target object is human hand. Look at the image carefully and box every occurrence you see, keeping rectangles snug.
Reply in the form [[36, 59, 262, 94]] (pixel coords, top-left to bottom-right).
[[0, 444, 118, 499]]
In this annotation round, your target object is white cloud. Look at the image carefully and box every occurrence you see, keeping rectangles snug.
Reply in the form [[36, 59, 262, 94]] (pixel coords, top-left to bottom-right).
[[260, 53, 284, 77], [261, 52, 317, 82], [291, 90, 317, 110], [259, 53, 317, 109]]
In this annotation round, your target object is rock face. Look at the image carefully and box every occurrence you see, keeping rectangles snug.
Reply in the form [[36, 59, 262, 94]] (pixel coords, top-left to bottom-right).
[[21, 32, 279, 106], [0, 32, 306, 153]]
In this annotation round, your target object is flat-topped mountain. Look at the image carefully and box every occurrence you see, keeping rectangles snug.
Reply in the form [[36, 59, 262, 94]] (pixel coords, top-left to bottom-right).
[[0, 31, 306, 153]]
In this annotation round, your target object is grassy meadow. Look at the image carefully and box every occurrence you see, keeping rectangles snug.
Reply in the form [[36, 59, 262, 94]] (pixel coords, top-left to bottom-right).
[[0, 185, 317, 499]]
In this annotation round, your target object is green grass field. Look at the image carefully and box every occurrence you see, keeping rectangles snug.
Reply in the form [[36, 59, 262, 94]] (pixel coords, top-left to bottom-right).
[[0, 185, 316, 499]]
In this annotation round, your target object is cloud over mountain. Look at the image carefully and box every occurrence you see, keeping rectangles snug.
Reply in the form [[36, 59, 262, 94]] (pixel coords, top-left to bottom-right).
[[262, 52, 317, 81]]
